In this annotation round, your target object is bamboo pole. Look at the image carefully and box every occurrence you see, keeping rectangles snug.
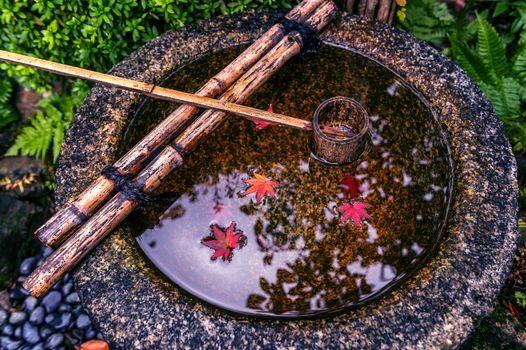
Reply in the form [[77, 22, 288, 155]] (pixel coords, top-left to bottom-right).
[[376, 0, 392, 22], [27, 0, 328, 248], [0, 50, 322, 130], [23, 0, 339, 299]]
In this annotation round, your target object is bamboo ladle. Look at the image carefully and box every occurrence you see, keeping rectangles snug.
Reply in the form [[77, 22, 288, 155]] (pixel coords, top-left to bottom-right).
[[0, 50, 351, 138]]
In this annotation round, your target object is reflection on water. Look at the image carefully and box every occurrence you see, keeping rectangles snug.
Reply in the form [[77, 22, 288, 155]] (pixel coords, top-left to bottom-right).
[[124, 45, 453, 318]]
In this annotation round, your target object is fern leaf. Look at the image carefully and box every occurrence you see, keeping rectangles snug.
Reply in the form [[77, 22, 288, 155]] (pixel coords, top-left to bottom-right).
[[475, 14, 508, 79], [6, 111, 53, 161], [450, 35, 494, 85], [0, 78, 18, 128], [513, 45, 526, 86], [481, 78, 522, 120]]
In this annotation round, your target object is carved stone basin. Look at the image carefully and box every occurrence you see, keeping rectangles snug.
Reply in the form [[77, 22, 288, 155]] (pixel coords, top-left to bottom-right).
[[55, 10, 518, 349]]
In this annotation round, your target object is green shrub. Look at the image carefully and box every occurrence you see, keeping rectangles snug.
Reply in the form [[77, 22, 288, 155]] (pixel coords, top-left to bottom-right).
[[0, 0, 295, 163], [398, 0, 455, 44], [0, 0, 295, 92], [0, 73, 18, 128], [400, 1, 526, 152], [450, 15, 526, 151]]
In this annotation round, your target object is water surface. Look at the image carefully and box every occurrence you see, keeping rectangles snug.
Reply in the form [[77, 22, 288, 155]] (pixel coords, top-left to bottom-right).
[[123, 45, 453, 318]]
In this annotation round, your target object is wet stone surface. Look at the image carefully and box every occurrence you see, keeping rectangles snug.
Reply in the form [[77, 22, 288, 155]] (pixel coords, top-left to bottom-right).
[[54, 10, 517, 350]]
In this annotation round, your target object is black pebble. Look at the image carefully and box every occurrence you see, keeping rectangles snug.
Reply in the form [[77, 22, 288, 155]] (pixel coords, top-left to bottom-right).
[[39, 325, 53, 339], [43, 247, 53, 258], [72, 305, 84, 318], [45, 313, 56, 324], [24, 296, 39, 312], [45, 333, 64, 348], [22, 322, 40, 344], [50, 312, 71, 330], [9, 286, 28, 301], [14, 325, 22, 338], [65, 292, 80, 304], [8, 311, 27, 326], [58, 304, 71, 313], [19, 257, 37, 275], [32, 343, 45, 350], [61, 282, 74, 296], [76, 314, 91, 329], [29, 306, 45, 325], [41, 291, 62, 313], [85, 326, 97, 339], [2, 324, 14, 336], [0, 309, 7, 327], [1, 336, 23, 350]]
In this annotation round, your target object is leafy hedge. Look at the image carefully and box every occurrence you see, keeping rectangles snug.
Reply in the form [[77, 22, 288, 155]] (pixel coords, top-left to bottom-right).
[[0, 0, 295, 92], [0, 0, 295, 162], [399, 0, 526, 152]]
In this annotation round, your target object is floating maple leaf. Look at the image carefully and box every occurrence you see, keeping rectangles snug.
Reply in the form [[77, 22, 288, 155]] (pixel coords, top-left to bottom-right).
[[247, 104, 278, 129], [339, 175, 360, 198], [240, 172, 277, 204], [201, 222, 246, 261], [338, 201, 370, 227]]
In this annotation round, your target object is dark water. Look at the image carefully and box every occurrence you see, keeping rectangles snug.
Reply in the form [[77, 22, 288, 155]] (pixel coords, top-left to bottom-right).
[[123, 45, 453, 318]]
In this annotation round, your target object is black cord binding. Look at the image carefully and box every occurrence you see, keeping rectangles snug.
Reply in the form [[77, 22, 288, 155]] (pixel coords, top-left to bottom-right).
[[279, 18, 320, 55], [102, 165, 153, 208]]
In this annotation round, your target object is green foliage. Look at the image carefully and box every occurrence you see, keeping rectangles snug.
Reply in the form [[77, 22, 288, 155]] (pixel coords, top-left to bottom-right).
[[400, 1, 526, 151], [450, 15, 526, 151], [515, 291, 526, 308], [6, 81, 89, 162], [398, 0, 455, 43], [0, 74, 18, 128], [0, 0, 295, 163], [0, 0, 295, 92]]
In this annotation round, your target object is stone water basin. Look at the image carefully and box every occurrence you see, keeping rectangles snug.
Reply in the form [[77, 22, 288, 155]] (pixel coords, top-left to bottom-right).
[[55, 10, 518, 349], [128, 45, 453, 318]]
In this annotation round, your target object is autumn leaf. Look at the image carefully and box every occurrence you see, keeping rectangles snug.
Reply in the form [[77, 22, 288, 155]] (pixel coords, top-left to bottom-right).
[[247, 104, 278, 129], [240, 172, 278, 204], [509, 301, 522, 321], [339, 175, 360, 198], [338, 201, 370, 227], [76, 340, 109, 350], [201, 222, 247, 261]]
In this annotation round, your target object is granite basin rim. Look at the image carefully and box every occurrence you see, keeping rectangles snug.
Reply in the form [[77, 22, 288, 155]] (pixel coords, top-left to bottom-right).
[[54, 10, 518, 349]]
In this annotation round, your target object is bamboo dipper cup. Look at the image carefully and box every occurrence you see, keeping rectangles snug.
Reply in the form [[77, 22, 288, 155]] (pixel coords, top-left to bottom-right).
[[311, 96, 371, 165]]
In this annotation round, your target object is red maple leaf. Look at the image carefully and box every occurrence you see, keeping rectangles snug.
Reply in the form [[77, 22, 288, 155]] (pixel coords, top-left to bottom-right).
[[201, 222, 246, 261], [247, 104, 278, 129], [338, 201, 370, 227], [240, 172, 277, 204], [339, 175, 360, 198]]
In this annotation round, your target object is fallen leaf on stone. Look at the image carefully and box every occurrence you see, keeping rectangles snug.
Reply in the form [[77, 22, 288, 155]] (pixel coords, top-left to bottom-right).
[[247, 104, 278, 129], [338, 201, 370, 227], [240, 172, 277, 204], [201, 222, 247, 261], [509, 301, 522, 321], [76, 340, 109, 350]]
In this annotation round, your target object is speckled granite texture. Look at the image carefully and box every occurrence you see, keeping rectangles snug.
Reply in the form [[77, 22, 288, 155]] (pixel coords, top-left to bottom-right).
[[54, 11, 518, 349]]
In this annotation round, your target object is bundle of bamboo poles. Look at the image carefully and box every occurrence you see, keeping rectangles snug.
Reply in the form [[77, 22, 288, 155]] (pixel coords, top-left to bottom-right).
[[342, 0, 397, 24], [3, 0, 340, 298]]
